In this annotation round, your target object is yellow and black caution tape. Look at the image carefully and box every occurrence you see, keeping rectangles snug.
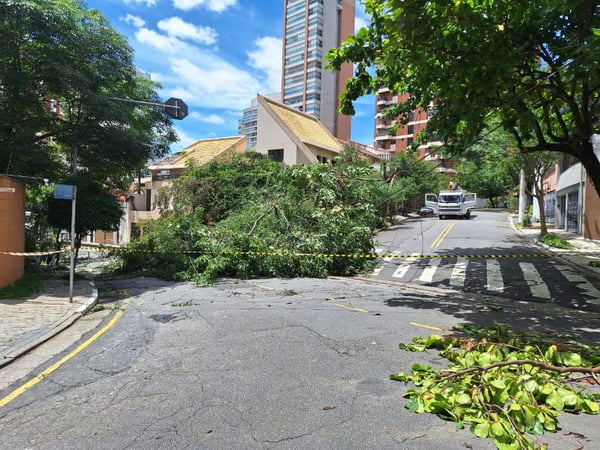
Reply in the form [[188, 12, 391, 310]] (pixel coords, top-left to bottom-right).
[[76, 246, 549, 260]]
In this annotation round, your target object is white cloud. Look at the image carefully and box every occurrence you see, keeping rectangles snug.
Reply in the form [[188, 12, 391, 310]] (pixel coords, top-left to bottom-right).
[[135, 28, 188, 54], [167, 57, 262, 110], [173, 0, 237, 13], [171, 127, 199, 151], [124, 0, 157, 7], [121, 14, 146, 28], [157, 17, 217, 45], [247, 36, 282, 93], [355, 17, 369, 32], [189, 111, 226, 124]]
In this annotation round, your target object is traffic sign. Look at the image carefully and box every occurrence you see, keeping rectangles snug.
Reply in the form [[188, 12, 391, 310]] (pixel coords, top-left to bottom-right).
[[164, 97, 188, 120]]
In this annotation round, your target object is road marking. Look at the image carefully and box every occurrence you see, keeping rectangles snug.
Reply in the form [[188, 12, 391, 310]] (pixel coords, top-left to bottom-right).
[[420, 258, 441, 283], [383, 250, 400, 262], [372, 265, 384, 276], [0, 301, 128, 408], [556, 265, 600, 304], [392, 253, 420, 279], [450, 257, 468, 287], [519, 262, 551, 299], [486, 259, 504, 292], [409, 322, 452, 332], [332, 303, 369, 313], [431, 222, 455, 248]]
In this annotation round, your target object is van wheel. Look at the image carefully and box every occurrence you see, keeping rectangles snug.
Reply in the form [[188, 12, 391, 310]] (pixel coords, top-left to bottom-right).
[[465, 212, 471, 219], [439, 215, 444, 220]]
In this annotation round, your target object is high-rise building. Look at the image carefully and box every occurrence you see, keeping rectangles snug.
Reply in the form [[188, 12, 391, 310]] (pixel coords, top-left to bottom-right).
[[238, 92, 281, 150], [375, 89, 454, 174], [281, 0, 354, 141]]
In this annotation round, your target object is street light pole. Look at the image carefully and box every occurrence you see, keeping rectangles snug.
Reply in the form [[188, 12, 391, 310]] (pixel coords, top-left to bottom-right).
[[68, 185, 77, 302]]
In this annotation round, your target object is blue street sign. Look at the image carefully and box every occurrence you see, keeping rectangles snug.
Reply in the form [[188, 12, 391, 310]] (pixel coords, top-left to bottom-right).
[[54, 184, 75, 200]]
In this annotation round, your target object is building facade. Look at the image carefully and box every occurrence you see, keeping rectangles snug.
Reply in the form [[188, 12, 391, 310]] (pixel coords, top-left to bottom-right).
[[0, 176, 25, 287], [238, 93, 281, 150], [281, 0, 354, 141], [255, 94, 344, 165]]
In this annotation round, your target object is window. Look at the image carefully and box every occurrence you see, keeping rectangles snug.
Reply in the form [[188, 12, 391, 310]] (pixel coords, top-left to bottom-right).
[[317, 155, 329, 164], [268, 149, 284, 162]]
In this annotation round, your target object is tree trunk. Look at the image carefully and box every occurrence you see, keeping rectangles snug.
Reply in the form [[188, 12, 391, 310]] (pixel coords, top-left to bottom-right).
[[535, 192, 548, 236], [578, 140, 600, 198]]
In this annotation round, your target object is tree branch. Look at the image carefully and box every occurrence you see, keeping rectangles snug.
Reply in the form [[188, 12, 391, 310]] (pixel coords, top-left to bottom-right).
[[439, 360, 600, 383]]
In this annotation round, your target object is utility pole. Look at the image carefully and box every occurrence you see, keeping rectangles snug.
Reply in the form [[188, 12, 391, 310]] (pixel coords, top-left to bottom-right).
[[518, 169, 526, 224]]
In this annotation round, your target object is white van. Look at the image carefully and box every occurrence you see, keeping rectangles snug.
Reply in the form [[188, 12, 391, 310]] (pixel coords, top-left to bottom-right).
[[425, 191, 477, 219]]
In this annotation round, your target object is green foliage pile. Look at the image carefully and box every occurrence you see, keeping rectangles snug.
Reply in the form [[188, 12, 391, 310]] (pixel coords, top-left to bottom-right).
[[121, 153, 396, 284], [538, 233, 573, 250], [391, 324, 600, 450]]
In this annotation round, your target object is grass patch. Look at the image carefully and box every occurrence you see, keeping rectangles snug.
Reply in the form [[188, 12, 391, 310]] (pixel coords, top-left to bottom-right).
[[589, 260, 600, 268], [0, 272, 41, 299], [538, 233, 573, 249]]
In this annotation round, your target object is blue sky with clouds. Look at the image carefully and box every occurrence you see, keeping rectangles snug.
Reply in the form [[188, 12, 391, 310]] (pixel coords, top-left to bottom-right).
[[83, 0, 374, 152]]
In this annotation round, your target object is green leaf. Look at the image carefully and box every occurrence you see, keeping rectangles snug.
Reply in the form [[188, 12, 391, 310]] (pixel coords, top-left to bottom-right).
[[490, 421, 506, 438], [531, 420, 545, 435], [411, 363, 434, 373], [545, 391, 564, 411], [557, 351, 582, 367], [582, 399, 600, 414], [472, 422, 490, 438]]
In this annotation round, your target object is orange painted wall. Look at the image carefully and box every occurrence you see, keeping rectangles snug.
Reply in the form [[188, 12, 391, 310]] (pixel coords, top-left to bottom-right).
[[0, 176, 25, 287]]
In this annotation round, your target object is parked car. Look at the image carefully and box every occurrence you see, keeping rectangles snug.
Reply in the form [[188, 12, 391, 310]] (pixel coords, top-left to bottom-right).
[[419, 206, 434, 216]]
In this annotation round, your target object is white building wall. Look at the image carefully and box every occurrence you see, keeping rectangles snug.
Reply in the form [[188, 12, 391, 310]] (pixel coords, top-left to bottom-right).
[[255, 106, 301, 165]]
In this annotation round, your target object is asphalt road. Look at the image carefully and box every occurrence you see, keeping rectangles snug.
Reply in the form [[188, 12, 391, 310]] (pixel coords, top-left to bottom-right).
[[372, 211, 600, 310], [1, 276, 599, 449]]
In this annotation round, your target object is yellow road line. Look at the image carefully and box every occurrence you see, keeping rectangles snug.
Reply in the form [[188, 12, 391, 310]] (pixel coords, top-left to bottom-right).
[[332, 303, 369, 313], [409, 322, 452, 332], [0, 301, 128, 408], [431, 222, 455, 248]]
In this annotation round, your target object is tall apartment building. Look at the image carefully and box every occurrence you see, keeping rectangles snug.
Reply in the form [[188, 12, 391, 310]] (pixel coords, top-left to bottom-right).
[[281, 0, 354, 141], [375, 89, 454, 174], [238, 92, 281, 150]]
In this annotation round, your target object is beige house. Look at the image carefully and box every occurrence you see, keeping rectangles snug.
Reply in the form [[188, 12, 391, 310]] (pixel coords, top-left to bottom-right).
[[255, 94, 344, 164], [86, 136, 247, 245]]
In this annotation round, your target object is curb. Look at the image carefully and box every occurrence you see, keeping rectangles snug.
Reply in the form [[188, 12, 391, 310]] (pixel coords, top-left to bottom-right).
[[508, 215, 600, 280], [0, 281, 98, 369]]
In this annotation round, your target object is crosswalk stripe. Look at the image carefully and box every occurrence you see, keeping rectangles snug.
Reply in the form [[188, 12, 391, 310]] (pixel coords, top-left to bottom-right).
[[383, 250, 399, 262], [392, 253, 420, 279], [420, 257, 441, 283], [519, 262, 551, 299], [450, 257, 468, 287], [486, 259, 504, 292], [558, 265, 600, 304]]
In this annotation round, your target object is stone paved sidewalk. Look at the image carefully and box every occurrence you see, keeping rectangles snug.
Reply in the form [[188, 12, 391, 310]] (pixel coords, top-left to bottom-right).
[[0, 279, 97, 368]]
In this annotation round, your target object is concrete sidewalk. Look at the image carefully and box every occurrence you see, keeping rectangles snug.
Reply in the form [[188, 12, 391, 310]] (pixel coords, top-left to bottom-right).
[[0, 278, 97, 368], [0, 217, 597, 369], [511, 217, 600, 278]]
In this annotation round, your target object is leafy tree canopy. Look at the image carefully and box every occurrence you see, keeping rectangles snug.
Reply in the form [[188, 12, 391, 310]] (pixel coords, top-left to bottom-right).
[[121, 153, 393, 284], [47, 174, 123, 247], [0, 0, 177, 184], [327, 0, 600, 195]]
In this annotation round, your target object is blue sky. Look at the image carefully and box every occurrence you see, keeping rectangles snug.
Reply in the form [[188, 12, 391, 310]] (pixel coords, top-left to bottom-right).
[[83, 0, 375, 153]]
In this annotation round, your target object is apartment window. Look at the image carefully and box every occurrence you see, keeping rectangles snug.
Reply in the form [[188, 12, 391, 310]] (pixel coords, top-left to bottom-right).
[[306, 60, 322, 70], [317, 155, 329, 164], [268, 149, 284, 162], [286, 43, 305, 55], [285, 54, 304, 66], [408, 124, 414, 135]]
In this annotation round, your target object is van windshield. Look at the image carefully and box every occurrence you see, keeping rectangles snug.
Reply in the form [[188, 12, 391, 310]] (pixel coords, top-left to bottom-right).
[[439, 195, 461, 203]]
